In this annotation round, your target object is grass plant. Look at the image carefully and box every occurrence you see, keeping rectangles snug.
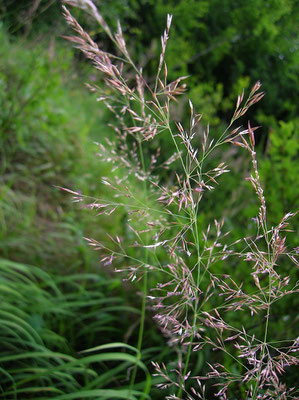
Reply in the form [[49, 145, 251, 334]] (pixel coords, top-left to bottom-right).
[[0, 26, 155, 399], [0, 258, 152, 399], [61, 1, 298, 399]]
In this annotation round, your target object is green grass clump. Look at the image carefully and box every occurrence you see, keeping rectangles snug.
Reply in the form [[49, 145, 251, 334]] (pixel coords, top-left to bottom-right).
[[0, 28, 158, 398], [0, 27, 115, 271], [0, 258, 152, 399]]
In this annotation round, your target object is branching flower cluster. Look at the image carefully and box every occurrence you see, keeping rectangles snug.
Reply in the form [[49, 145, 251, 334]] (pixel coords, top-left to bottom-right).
[[62, 1, 298, 399]]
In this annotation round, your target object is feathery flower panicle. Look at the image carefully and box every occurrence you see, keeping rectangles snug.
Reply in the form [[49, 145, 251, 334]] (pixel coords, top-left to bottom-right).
[[62, 1, 298, 398]]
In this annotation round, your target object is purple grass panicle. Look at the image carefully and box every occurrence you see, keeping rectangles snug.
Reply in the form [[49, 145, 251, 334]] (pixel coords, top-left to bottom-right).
[[62, 1, 298, 398]]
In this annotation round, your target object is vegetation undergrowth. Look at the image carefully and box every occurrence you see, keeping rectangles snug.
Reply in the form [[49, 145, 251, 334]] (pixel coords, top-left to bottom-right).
[[0, 258, 153, 399], [0, 1, 298, 399], [0, 26, 115, 270], [0, 26, 159, 399], [61, 1, 298, 399]]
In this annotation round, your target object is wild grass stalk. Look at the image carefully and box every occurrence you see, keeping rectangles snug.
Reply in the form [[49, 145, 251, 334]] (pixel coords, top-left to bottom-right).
[[62, 1, 298, 398]]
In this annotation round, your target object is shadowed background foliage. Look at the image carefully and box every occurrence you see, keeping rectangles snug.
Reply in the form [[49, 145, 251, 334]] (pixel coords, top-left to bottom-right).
[[0, 0, 298, 398]]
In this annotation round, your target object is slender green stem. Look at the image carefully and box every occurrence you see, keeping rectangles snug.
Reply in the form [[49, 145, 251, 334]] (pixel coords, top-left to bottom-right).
[[177, 210, 201, 398], [129, 269, 148, 398], [129, 138, 149, 399], [252, 268, 272, 400]]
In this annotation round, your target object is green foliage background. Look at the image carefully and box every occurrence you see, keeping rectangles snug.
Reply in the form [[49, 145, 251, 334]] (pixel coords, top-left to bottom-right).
[[0, 0, 298, 398]]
